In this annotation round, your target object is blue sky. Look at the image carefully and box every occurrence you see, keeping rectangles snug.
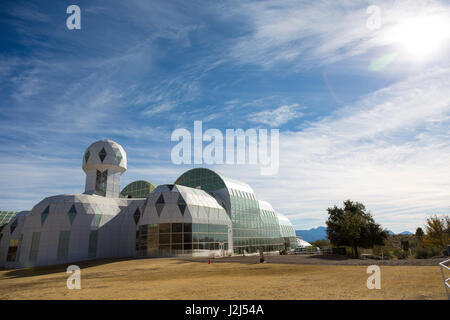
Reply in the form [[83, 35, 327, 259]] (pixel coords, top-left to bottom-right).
[[1, 0, 450, 233]]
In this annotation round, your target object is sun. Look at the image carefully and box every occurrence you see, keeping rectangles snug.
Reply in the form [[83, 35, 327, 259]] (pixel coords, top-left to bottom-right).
[[388, 14, 450, 61]]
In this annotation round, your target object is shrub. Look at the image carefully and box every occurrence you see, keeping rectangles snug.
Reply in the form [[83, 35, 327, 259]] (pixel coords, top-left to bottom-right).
[[372, 246, 393, 259], [311, 239, 331, 248], [409, 241, 419, 249], [393, 249, 408, 259], [415, 247, 442, 259]]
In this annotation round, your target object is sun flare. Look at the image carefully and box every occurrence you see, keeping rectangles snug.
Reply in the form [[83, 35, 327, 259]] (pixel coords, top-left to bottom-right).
[[388, 14, 450, 60]]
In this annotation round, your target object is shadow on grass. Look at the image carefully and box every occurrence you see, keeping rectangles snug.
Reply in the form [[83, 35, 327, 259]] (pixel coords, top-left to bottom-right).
[[0, 257, 138, 279], [302, 255, 350, 261], [178, 254, 354, 266]]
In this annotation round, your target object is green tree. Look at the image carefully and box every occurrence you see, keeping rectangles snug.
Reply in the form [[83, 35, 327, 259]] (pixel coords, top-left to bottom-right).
[[326, 200, 388, 257], [311, 239, 331, 248], [423, 215, 449, 249], [415, 227, 424, 240]]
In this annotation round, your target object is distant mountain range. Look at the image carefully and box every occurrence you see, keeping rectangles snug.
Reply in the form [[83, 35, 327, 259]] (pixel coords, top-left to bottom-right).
[[295, 227, 327, 242], [387, 230, 413, 235], [296, 227, 413, 242]]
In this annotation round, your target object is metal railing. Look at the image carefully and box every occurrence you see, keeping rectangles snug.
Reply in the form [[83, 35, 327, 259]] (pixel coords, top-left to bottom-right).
[[439, 258, 450, 300], [291, 247, 334, 255]]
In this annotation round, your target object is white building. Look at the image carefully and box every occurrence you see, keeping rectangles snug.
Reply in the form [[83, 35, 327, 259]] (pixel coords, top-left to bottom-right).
[[0, 140, 298, 269]]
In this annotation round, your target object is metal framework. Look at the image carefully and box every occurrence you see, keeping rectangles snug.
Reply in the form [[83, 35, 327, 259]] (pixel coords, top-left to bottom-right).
[[439, 258, 450, 300]]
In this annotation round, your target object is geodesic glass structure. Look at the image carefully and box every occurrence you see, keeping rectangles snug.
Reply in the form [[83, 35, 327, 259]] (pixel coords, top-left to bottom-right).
[[120, 180, 156, 199], [175, 168, 286, 254]]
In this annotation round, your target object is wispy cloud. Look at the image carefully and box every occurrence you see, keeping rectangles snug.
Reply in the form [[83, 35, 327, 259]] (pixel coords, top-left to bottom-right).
[[218, 64, 450, 233], [249, 104, 303, 126], [141, 102, 175, 117], [224, 0, 450, 68]]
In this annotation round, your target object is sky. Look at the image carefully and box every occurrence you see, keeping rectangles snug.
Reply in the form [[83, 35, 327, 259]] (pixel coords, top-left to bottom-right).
[[1, 0, 450, 233]]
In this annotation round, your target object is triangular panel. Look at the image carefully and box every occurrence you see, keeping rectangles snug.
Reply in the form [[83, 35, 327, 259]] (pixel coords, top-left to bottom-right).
[[68, 204, 77, 225], [133, 208, 141, 224], [99, 147, 107, 163], [41, 205, 50, 225]]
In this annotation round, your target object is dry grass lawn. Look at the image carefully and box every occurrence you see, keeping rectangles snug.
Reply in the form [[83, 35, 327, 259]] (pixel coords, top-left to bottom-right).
[[0, 258, 447, 300]]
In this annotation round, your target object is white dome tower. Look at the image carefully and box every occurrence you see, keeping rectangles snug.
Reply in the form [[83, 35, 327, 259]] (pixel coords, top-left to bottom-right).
[[82, 139, 127, 198]]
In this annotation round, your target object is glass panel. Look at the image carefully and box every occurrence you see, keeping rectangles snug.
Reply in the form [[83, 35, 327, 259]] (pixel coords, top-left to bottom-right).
[[171, 243, 182, 250], [88, 230, 98, 258], [171, 233, 182, 244], [133, 208, 141, 225], [41, 206, 50, 225], [57, 231, 70, 260], [199, 233, 208, 242], [68, 204, 77, 225], [95, 170, 107, 196], [159, 244, 171, 255], [159, 233, 170, 245], [184, 233, 192, 244], [29, 232, 40, 263], [172, 223, 182, 233], [159, 223, 170, 233], [98, 147, 107, 163], [183, 223, 192, 233], [6, 239, 18, 262], [115, 150, 122, 164], [84, 150, 90, 163]]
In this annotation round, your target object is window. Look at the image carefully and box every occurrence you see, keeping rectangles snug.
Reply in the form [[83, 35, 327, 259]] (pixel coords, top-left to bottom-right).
[[41, 205, 50, 225], [29, 232, 40, 263], [6, 239, 19, 262], [171, 243, 182, 250], [199, 233, 208, 242], [92, 213, 102, 228], [115, 150, 122, 164], [183, 223, 192, 233], [88, 230, 98, 258], [57, 231, 70, 260], [155, 194, 165, 216], [172, 233, 182, 244], [95, 170, 107, 196], [98, 147, 107, 163], [84, 150, 90, 163], [177, 194, 186, 215], [159, 244, 171, 255], [120, 181, 155, 199], [172, 223, 182, 233], [184, 233, 192, 243], [68, 204, 77, 225], [10, 219, 17, 234], [159, 223, 170, 233], [133, 208, 141, 225], [159, 233, 170, 245]]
